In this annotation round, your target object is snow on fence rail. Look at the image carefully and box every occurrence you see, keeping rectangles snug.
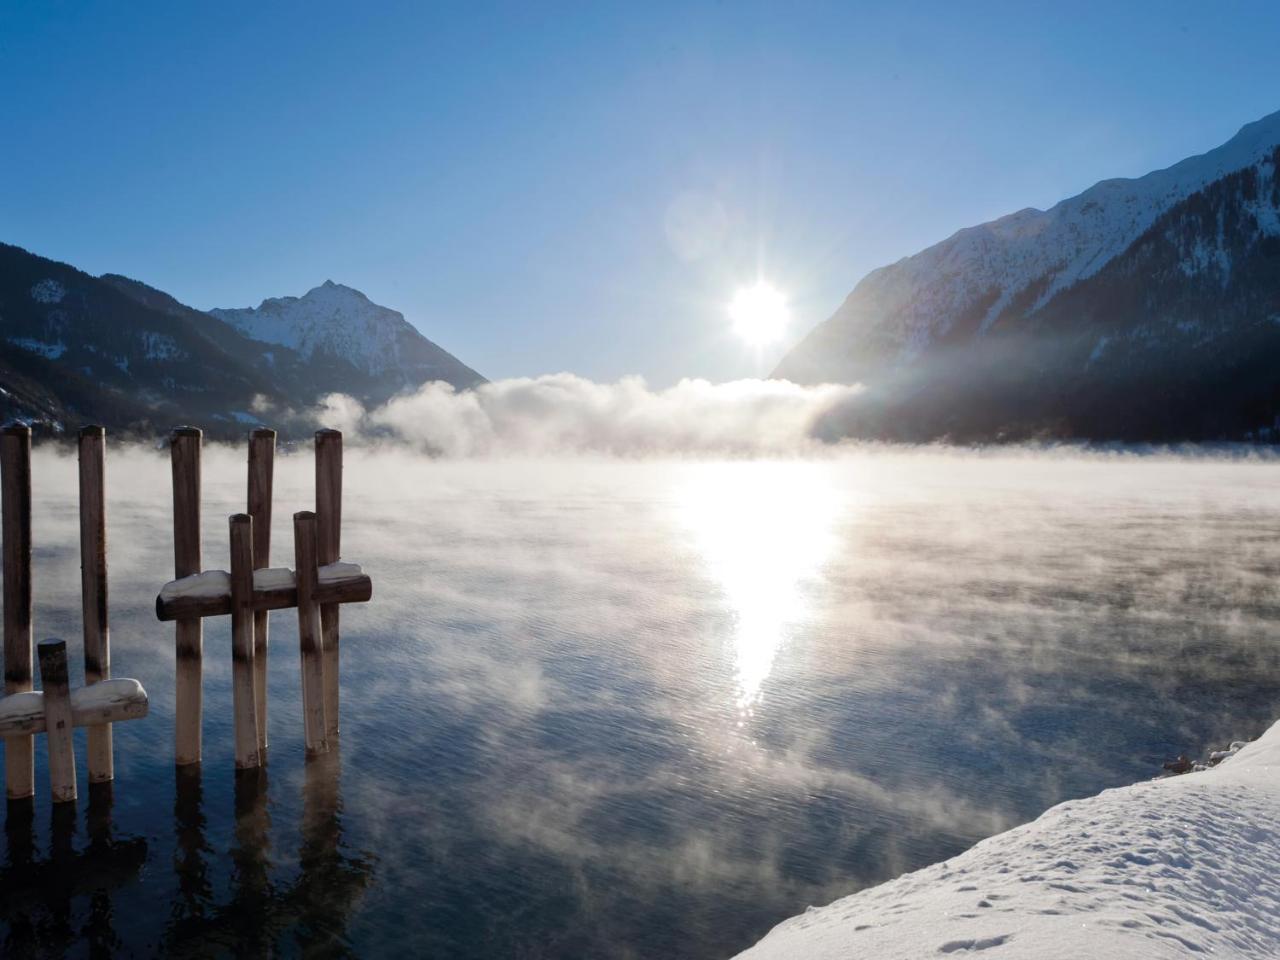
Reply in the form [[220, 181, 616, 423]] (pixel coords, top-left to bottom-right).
[[156, 426, 373, 769], [1, 425, 150, 805]]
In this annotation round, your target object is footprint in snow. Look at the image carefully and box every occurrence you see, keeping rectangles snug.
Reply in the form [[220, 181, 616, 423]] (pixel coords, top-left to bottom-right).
[[939, 934, 1012, 952]]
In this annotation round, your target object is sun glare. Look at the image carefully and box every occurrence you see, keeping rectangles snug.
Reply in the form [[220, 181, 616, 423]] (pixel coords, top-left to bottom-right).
[[678, 463, 837, 715], [729, 282, 789, 347]]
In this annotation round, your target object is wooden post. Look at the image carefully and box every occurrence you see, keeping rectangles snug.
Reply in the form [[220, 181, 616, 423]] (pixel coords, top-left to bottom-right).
[[2, 424, 34, 800], [229, 514, 261, 769], [172, 427, 203, 766], [38, 640, 77, 803], [79, 425, 113, 783], [248, 428, 275, 757], [293, 511, 328, 757], [315, 430, 342, 740]]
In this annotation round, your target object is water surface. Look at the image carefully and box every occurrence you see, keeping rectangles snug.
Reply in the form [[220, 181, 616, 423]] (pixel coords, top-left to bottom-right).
[[3, 449, 1279, 957]]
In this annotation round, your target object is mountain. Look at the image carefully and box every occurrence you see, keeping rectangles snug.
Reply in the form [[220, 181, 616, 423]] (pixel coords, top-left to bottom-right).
[[211, 281, 483, 403], [0, 242, 296, 433], [778, 110, 1280, 442], [0, 243, 483, 436]]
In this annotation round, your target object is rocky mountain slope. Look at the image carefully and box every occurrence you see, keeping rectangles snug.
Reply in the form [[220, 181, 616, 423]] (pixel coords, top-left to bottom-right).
[[0, 243, 482, 436], [781, 110, 1280, 442]]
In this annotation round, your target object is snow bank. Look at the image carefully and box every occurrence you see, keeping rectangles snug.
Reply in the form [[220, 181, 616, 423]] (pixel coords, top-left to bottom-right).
[[736, 721, 1280, 959]]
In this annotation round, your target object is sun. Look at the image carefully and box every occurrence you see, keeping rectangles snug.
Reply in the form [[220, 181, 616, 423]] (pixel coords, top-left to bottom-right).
[[729, 281, 789, 347]]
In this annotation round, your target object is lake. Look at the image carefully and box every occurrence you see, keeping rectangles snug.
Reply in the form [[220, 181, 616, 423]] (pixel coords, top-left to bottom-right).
[[3, 447, 1280, 958]]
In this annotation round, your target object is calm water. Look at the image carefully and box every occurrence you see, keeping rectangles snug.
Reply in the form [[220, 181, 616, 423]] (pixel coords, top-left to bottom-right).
[[4, 448, 1280, 958]]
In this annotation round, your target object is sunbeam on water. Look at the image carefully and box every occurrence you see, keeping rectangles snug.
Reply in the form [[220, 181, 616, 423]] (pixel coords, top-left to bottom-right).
[[678, 462, 839, 714]]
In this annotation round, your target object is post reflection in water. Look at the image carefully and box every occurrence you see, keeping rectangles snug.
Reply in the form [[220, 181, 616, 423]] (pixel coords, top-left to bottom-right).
[[1, 798, 37, 950], [173, 762, 214, 935], [0, 748, 374, 955], [161, 748, 376, 957], [230, 766, 274, 955], [294, 751, 376, 954], [0, 784, 147, 956], [678, 462, 839, 714]]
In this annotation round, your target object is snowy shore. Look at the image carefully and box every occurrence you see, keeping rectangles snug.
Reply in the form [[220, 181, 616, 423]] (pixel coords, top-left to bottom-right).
[[736, 722, 1280, 959]]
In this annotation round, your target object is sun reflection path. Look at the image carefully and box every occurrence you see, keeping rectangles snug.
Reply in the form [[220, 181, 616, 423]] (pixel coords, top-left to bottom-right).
[[678, 462, 840, 715]]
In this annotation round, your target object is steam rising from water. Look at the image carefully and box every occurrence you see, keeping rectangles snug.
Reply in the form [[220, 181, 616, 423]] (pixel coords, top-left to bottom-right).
[[294, 374, 864, 456], [10, 444, 1280, 957]]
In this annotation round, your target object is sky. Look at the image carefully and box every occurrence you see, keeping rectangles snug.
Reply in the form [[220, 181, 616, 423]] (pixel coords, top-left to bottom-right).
[[2, 1, 1279, 385]]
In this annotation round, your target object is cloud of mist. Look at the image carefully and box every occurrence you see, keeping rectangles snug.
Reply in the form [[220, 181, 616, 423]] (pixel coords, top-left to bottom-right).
[[293, 374, 864, 457]]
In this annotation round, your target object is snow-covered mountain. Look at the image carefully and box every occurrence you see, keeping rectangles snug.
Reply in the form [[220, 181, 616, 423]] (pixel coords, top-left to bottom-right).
[[211, 281, 482, 400], [0, 245, 485, 436], [778, 109, 1280, 441]]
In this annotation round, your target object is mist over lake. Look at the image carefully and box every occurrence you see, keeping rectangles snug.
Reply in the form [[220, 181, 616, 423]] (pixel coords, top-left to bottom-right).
[[4, 446, 1279, 957]]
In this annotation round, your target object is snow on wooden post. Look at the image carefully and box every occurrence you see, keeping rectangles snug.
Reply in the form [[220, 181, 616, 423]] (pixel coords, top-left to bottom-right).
[[293, 511, 329, 757], [315, 429, 342, 740], [0, 662, 150, 806], [171, 426, 204, 766], [79, 425, 113, 783], [37, 640, 76, 803], [229, 514, 262, 770], [248, 428, 275, 757], [2, 423, 35, 800], [0, 679, 149, 737]]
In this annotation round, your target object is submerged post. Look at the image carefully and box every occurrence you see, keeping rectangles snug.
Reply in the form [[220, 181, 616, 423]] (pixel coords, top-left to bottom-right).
[[315, 430, 342, 740], [38, 640, 76, 803], [229, 514, 261, 769], [248, 428, 275, 757], [172, 427, 203, 766], [2, 424, 34, 800], [293, 511, 328, 756], [79, 425, 113, 783]]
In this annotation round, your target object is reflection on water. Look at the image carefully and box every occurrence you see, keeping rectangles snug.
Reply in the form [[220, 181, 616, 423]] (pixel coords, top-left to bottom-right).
[[160, 752, 373, 957], [678, 462, 838, 712], [4, 450, 1280, 957], [3, 748, 372, 958], [2, 785, 146, 955]]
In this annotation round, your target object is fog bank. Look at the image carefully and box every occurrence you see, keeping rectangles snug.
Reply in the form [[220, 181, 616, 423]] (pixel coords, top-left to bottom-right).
[[289, 374, 863, 457]]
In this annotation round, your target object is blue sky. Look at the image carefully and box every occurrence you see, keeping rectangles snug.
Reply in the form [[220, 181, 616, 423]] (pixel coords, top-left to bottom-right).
[[2, 1, 1279, 383]]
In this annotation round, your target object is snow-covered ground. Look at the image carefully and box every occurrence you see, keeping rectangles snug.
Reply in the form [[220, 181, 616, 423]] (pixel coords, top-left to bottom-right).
[[736, 722, 1280, 959]]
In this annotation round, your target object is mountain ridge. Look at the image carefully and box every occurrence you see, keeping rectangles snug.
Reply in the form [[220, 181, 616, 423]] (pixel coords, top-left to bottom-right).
[[780, 108, 1280, 442], [0, 243, 483, 436]]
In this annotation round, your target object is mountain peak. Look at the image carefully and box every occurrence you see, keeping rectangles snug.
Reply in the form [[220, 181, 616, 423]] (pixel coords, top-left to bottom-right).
[[777, 105, 1280, 386], [210, 283, 483, 394], [298, 279, 372, 307]]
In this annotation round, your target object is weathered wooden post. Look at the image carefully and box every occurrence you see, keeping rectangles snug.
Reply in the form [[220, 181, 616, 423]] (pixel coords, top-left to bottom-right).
[[229, 514, 261, 769], [37, 640, 76, 803], [79, 425, 113, 783], [248, 428, 275, 757], [293, 511, 328, 756], [2, 423, 34, 800], [172, 427, 203, 766], [315, 429, 342, 740]]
